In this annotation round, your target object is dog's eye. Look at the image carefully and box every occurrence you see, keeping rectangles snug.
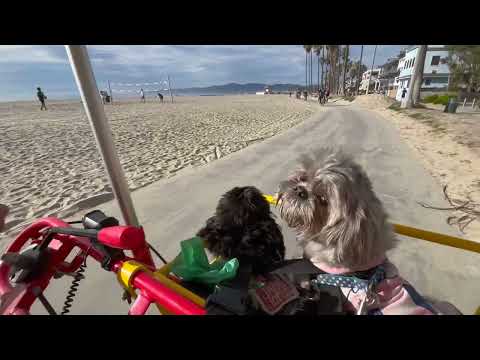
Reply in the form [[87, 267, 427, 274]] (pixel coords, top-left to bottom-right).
[[295, 174, 307, 183]]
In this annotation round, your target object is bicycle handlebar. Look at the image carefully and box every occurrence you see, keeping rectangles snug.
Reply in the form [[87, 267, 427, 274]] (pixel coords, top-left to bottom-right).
[[0, 216, 205, 315], [49, 227, 98, 239]]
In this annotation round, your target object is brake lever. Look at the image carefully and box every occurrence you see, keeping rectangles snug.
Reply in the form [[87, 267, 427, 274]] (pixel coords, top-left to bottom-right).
[[88, 237, 124, 271]]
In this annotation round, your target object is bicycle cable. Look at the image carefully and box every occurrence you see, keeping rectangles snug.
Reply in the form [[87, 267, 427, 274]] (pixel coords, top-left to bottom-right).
[[61, 246, 91, 315], [147, 243, 168, 265]]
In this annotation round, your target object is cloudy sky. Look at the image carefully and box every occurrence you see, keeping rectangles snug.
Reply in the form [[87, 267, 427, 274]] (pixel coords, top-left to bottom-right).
[[0, 45, 405, 101]]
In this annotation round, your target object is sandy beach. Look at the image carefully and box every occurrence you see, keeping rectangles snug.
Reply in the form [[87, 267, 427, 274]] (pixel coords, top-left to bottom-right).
[[0, 95, 319, 242], [353, 95, 480, 240]]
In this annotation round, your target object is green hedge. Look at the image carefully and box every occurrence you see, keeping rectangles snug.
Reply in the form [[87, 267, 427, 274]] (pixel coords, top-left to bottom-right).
[[423, 94, 439, 103], [422, 94, 455, 106]]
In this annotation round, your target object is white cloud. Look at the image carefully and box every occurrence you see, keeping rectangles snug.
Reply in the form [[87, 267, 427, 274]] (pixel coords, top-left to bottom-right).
[[87, 45, 303, 69], [0, 45, 67, 64]]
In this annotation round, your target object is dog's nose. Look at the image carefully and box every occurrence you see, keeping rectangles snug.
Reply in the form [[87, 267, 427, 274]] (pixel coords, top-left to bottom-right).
[[293, 186, 308, 199]]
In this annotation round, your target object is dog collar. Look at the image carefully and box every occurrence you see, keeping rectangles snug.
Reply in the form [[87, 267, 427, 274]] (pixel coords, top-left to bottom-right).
[[311, 263, 387, 293], [311, 255, 386, 275]]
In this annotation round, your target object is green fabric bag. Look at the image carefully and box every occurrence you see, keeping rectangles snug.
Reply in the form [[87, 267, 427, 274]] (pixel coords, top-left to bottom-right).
[[170, 236, 239, 285]]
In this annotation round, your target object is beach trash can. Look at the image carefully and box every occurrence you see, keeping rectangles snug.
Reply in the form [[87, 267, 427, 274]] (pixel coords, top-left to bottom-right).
[[444, 98, 458, 113]]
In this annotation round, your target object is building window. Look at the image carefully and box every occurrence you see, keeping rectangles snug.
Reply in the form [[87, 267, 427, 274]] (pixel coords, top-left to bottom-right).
[[412, 58, 415, 67], [432, 77, 448, 84], [431, 56, 440, 66], [424, 79, 431, 85]]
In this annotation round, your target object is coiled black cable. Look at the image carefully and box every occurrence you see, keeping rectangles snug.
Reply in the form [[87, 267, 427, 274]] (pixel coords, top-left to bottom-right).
[[147, 243, 167, 265], [61, 249, 89, 315]]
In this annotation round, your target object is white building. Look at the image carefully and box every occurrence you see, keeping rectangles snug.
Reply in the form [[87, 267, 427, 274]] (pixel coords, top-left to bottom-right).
[[359, 68, 382, 93], [395, 45, 450, 101]]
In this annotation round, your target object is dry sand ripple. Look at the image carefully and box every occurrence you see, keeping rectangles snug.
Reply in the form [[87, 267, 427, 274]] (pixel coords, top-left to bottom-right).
[[0, 95, 318, 241]]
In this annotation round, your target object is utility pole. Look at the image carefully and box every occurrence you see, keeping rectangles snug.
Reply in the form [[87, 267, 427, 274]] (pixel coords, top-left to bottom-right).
[[108, 80, 113, 104], [357, 45, 364, 95], [167, 75, 174, 103]]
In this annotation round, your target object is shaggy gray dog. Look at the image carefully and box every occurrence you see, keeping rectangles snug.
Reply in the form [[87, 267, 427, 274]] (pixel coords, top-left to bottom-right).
[[277, 147, 397, 271]]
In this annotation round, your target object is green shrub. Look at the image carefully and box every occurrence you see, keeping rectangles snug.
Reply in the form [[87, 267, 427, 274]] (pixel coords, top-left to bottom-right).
[[423, 93, 458, 105], [432, 95, 452, 105], [422, 94, 439, 103]]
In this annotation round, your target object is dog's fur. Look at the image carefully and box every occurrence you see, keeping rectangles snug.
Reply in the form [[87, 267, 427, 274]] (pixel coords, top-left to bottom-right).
[[197, 186, 285, 274], [277, 148, 396, 271]]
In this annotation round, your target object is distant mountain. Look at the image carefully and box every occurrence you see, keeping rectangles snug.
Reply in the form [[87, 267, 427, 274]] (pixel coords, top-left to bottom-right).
[[174, 83, 302, 95]]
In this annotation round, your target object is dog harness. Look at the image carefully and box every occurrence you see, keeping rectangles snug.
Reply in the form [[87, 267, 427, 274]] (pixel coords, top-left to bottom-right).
[[312, 259, 445, 315], [312, 265, 386, 293]]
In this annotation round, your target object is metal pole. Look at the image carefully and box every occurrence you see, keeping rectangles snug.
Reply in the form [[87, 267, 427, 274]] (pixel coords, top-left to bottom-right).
[[108, 80, 113, 104], [167, 75, 174, 104], [64, 45, 139, 227]]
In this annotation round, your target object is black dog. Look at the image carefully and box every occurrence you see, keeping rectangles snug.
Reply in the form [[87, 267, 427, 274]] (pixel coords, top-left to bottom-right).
[[197, 186, 285, 274]]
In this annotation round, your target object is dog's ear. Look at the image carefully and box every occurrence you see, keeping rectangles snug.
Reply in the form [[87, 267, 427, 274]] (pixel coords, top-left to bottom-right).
[[197, 217, 226, 256], [319, 181, 386, 267]]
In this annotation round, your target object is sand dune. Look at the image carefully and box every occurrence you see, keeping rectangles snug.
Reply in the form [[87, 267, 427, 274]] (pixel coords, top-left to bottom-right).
[[0, 95, 319, 242]]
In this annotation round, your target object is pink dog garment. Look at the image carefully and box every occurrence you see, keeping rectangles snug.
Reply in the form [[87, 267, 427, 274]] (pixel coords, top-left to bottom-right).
[[313, 259, 460, 315]]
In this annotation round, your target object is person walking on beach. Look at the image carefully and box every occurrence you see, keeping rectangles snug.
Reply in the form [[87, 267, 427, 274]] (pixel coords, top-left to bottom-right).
[[318, 88, 325, 105], [37, 87, 47, 110], [140, 88, 146, 103], [401, 87, 407, 99], [158, 92, 164, 103]]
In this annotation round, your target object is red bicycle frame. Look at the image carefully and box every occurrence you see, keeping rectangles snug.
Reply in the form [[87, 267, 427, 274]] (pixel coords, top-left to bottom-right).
[[0, 217, 206, 315]]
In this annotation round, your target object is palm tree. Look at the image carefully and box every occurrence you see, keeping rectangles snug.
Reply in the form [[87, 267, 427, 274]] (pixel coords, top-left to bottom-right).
[[310, 45, 313, 92], [367, 45, 378, 94], [304, 45, 312, 91], [313, 45, 322, 92], [325, 47, 331, 91], [357, 45, 364, 95], [336, 46, 343, 95], [406, 45, 428, 108], [327, 45, 340, 94], [316, 47, 320, 92], [320, 46, 325, 89], [342, 45, 349, 95]]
